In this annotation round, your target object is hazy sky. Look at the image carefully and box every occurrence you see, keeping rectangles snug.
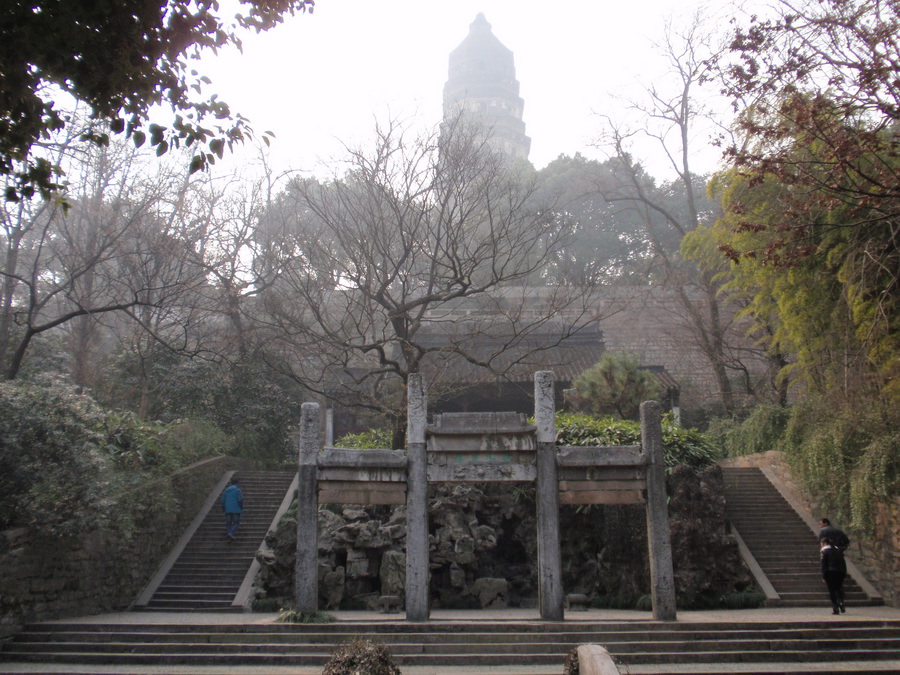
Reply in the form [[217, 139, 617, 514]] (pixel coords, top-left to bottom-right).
[[202, 0, 739, 178]]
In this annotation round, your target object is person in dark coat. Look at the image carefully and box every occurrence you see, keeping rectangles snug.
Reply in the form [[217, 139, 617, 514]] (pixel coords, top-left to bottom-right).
[[820, 536, 846, 614], [818, 518, 850, 550], [221, 476, 244, 541]]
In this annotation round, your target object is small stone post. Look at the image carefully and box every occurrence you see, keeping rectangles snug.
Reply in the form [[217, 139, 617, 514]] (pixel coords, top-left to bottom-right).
[[641, 400, 677, 621], [535, 371, 564, 620], [325, 407, 334, 446], [405, 373, 429, 621], [295, 401, 320, 613]]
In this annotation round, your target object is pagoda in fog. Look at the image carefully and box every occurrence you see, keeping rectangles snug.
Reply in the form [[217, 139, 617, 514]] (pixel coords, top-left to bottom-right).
[[443, 13, 531, 161]]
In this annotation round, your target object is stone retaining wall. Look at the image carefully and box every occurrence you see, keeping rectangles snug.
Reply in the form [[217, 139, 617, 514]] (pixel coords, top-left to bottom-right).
[[0, 456, 251, 637], [862, 498, 900, 607]]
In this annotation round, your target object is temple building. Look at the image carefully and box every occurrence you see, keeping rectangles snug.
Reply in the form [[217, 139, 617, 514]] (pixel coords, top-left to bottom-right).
[[443, 13, 531, 161]]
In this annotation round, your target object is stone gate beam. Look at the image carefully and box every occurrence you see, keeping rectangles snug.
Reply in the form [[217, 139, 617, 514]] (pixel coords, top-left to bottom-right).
[[535, 371, 564, 620], [406, 373, 429, 621], [295, 401, 320, 613], [641, 399, 677, 621]]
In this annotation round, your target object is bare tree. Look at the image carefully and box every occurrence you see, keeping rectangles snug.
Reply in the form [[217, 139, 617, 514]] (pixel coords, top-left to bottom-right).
[[595, 15, 760, 413], [186, 153, 299, 361], [0, 133, 204, 381], [85, 147, 300, 417], [254, 118, 605, 445]]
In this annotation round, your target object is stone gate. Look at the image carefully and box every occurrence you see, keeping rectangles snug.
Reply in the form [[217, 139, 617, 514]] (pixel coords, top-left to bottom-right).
[[295, 371, 676, 621]]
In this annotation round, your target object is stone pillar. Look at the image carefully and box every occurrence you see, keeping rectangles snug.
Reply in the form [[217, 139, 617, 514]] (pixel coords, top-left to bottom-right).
[[295, 401, 320, 613], [405, 373, 429, 621], [535, 371, 564, 620], [641, 400, 677, 621], [325, 407, 334, 446]]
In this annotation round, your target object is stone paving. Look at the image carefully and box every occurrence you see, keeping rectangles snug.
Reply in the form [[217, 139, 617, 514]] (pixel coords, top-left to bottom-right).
[[30, 603, 900, 624]]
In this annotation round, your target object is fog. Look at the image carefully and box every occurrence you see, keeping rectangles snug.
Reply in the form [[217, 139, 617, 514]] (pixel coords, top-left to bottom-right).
[[200, 0, 740, 179]]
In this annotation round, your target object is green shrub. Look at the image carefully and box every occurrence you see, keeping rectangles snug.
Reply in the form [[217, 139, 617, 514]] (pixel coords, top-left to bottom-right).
[[779, 399, 889, 527], [334, 428, 392, 449], [706, 405, 789, 458], [101, 412, 224, 475], [156, 419, 234, 471], [339, 414, 720, 473], [555, 412, 720, 472], [713, 396, 899, 533], [101, 349, 304, 466], [0, 379, 113, 534], [719, 591, 767, 609], [555, 412, 641, 447], [660, 422, 723, 472], [0, 379, 233, 535], [850, 432, 900, 534]]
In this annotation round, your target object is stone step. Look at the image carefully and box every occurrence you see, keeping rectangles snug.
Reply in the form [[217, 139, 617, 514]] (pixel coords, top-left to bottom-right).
[[166, 556, 261, 565], [728, 518, 812, 526], [726, 498, 799, 502], [13, 625, 900, 644], [148, 590, 237, 600], [729, 531, 816, 540], [7, 647, 898, 667], [156, 575, 247, 585], [774, 586, 865, 595], [4, 620, 900, 671], [161, 571, 259, 580], [615, 649, 900, 666], [167, 561, 259, 569], [736, 537, 817, 544], [726, 509, 803, 515], [777, 592, 845, 602], [753, 569, 828, 577], [167, 557, 258, 564], [3, 641, 583, 657], [140, 601, 239, 611], [721, 466, 880, 609], [137, 470, 296, 611], [623, 666, 900, 674], [766, 576, 865, 589], [739, 541, 818, 547], [156, 579, 248, 588], [15, 619, 900, 651], [768, 588, 867, 599]]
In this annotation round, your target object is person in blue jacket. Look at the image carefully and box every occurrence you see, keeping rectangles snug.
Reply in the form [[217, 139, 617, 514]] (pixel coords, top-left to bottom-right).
[[221, 476, 244, 541]]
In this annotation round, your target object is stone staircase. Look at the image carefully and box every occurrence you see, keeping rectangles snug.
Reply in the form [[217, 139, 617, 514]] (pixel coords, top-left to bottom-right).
[[2, 618, 900, 673], [134, 470, 295, 612], [721, 466, 879, 608]]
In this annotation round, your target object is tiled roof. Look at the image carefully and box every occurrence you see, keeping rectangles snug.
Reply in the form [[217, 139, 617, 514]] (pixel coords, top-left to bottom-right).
[[416, 323, 606, 386], [322, 319, 680, 396]]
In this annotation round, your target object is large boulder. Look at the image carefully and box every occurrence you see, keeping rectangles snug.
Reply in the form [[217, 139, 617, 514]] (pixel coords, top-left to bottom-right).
[[379, 550, 405, 597], [470, 577, 508, 608]]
